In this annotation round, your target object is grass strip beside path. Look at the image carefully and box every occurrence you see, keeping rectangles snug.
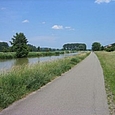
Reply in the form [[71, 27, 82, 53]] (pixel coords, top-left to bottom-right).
[[96, 51, 115, 115], [0, 52, 90, 110]]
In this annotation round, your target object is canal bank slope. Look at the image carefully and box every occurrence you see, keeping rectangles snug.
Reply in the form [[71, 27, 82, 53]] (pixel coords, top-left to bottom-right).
[[0, 52, 109, 115]]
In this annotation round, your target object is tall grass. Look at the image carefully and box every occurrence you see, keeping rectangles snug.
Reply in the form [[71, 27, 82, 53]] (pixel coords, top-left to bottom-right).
[[0, 52, 16, 59], [96, 51, 115, 114], [0, 51, 65, 59], [28, 51, 66, 57], [0, 52, 90, 110]]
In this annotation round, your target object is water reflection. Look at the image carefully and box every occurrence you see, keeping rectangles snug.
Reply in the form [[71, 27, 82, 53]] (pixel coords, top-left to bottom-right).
[[0, 53, 78, 72], [15, 58, 29, 66], [0, 59, 15, 71], [28, 57, 40, 64]]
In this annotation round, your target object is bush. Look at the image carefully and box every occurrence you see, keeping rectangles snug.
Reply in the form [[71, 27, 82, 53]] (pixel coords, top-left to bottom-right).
[[70, 58, 80, 64]]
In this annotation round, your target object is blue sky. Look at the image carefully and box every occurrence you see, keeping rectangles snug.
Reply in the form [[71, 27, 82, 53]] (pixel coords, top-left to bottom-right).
[[0, 0, 115, 49]]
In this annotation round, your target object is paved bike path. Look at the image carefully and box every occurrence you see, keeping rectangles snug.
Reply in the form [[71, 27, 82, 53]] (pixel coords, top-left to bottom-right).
[[0, 52, 109, 115]]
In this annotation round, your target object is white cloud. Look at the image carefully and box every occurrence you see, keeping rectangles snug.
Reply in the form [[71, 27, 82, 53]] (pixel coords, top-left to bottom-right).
[[22, 19, 29, 23], [52, 25, 63, 30], [52, 25, 75, 31], [95, 0, 111, 4]]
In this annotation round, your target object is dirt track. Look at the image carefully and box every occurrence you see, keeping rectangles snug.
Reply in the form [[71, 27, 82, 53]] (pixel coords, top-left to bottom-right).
[[0, 52, 109, 115]]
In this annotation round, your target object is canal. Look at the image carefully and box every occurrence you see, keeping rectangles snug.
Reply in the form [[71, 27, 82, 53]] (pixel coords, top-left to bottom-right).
[[0, 53, 78, 72]]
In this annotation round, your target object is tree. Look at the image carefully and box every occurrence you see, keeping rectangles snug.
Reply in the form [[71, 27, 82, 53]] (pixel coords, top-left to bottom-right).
[[0, 42, 9, 52], [92, 42, 101, 51], [63, 43, 86, 51], [101, 46, 104, 51], [37, 46, 40, 51], [105, 43, 115, 52], [10, 33, 29, 58], [28, 44, 38, 52]]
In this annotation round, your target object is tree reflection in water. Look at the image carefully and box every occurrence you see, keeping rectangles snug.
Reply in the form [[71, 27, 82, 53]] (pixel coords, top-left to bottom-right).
[[15, 58, 29, 66]]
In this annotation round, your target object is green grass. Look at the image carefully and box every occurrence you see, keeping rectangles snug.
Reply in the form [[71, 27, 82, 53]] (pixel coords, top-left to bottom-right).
[[0, 51, 65, 59], [95, 51, 115, 113], [0, 52, 16, 59], [0, 52, 90, 110], [28, 51, 62, 57]]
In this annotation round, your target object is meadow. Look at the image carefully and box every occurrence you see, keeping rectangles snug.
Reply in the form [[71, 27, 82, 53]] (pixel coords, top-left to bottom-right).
[[96, 51, 115, 114], [0, 52, 90, 110]]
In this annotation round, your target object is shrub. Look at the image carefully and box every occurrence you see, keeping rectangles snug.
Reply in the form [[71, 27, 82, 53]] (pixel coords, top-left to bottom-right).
[[70, 57, 80, 64]]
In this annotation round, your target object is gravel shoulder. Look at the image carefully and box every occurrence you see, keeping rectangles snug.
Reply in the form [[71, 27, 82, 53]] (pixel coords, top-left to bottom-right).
[[0, 52, 109, 115]]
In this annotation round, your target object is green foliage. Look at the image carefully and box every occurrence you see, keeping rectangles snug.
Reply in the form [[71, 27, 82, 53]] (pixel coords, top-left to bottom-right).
[[28, 44, 38, 52], [92, 42, 101, 51], [0, 42, 9, 52], [0, 52, 16, 59], [63, 43, 87, 51], [0, 52, 90, 109], [70, 58, 81, 64], [0, 51, 65, 59], [10, 33, 29, 58], [105, 43, 115, 52], [101, 46, 104, 51], [54, 51, 60, 55]]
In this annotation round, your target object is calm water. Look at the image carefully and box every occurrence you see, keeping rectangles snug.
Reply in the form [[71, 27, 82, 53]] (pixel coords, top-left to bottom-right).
[[0, 53, 77, 72]]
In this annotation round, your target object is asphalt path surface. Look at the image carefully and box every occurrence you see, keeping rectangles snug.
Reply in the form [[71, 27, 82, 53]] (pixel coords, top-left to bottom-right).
[[0, 52, 109, 115]]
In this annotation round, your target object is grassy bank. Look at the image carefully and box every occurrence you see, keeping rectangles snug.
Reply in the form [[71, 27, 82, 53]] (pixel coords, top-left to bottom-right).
[[28, 51, 65, 57], [0, 52, 90, 110], [0, 51, 67, 59], [96, 51, 115, 114], [0, 52, 16, 59]]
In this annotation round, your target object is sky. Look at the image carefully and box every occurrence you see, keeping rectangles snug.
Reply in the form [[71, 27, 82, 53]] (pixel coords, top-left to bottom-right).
[[0, 0, 115, 49]]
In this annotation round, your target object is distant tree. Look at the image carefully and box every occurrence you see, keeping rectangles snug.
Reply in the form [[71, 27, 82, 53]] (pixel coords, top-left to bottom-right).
[[101, 46, 104, 51], [40, 47, 51, 52], [10, 33, 29, 58], [0, 42, 9, 52], [111, 43, 115, 51], [92, 42, 101, 51], [79, 44, 86, 51], [105, 47, 113, 52], [63, 43, 86, 51], [28, 44, 38, 52], [37, 46, 40, 51], [105, 43, 115, 52]]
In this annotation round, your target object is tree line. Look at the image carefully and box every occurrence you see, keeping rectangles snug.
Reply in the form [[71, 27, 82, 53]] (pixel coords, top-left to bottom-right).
[[0, 42, 41, 52], [0, 33, 60, 58], [92, 42, 115, 52], [63, 43, 87, 51], [0, 42, 9, 52], [1, 32, 114, 58], [0, 33, 40, 58]]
